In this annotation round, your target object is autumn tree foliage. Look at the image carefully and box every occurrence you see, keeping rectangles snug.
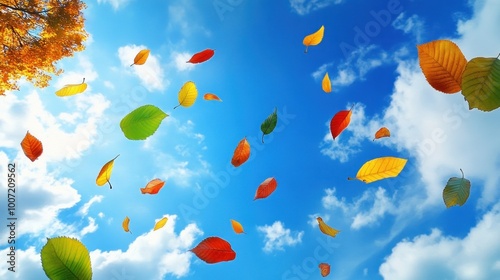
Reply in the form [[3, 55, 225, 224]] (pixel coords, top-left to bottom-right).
[[0, 0, 87, 95]]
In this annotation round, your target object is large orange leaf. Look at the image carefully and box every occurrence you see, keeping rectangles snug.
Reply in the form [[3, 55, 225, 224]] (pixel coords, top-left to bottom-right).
[[190, 237, 236, 264], [231, 138, 250, 167], [373, 127, 390, 141], [254, 177, 277, 200], [230, 219, 245, 234], [319, 263, 331, 277], [20, 131, 43, 162], [96, 155, 119, 189], [187, 49, 215, 64], [417, 39, 467, 93], [330, 109, 352, 140], [140, 179, 165, 195], [317, 217, 340, 238]]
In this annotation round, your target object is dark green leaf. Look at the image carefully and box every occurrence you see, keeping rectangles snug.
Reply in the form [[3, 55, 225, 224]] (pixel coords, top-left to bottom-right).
[[260, 107, 277, 143]]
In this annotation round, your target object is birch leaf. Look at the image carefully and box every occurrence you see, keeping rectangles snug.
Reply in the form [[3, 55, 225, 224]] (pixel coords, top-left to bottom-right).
[[174, 81, 198, 109]]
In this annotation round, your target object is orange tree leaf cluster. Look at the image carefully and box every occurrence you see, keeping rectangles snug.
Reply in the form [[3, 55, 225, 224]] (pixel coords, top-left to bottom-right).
[[0, 0, 88, 95]]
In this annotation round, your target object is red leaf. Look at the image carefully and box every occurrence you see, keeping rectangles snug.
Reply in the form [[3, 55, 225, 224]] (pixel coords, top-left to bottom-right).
[[187, 49, 215, 64], [190, 236, 236, 264], [330, 109, 352, 140], [254, 177, 277, 200], [20, 131, 43, 161], [140, 179, 165, 195], [319, 263, 331, 277]]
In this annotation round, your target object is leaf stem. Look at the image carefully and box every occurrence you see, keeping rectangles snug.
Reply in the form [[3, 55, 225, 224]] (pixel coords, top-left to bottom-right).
[[459, 168, 464, 178], [173, 104, 180, 109], [107, 180, 113, 189]]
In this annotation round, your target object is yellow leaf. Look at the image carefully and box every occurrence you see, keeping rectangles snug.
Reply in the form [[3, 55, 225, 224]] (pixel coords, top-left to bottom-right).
[[174, 81, 198, 109], [349, 156, 407, 183], [96, 154, 119, 189], [55, 78, 87, 97], [303, 25, 324, 53], [322, 72, 332, 93], [153, 217, 168, 231], [122, 216, 131, 234], [230, 219, 245, 234], [131, 49, 150, 66], [317, 217, 339, 238]]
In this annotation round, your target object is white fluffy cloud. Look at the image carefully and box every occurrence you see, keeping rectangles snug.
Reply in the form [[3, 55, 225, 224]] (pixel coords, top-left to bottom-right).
[[117, 45, 168, 92], [171, 51, 195, 72], [257, 221, 304, 253], [289, 0, 343, 15], [380, 203, 500, 280]]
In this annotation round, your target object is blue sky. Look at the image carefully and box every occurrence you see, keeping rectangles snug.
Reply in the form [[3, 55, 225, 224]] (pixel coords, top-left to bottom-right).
[[1, 0, 500, 279]]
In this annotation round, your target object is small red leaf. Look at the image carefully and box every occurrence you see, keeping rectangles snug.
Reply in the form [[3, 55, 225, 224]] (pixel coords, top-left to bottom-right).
[[319, 263, 331, 277], [254, 177, 277, 200], [187, 49, 215, 64], [190, 236, 236, 264], [330, 109, 352, 140], [140, 179, 165, 195], [20, 131, 43, 161]]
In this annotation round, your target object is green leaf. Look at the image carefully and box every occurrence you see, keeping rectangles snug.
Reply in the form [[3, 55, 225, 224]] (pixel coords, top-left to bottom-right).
[[260, 107, 278, 143], [461, 55, 500, 111], [443, 169, 471, 208], [120, 105, 168, 140], [41, 236, 92, 280]]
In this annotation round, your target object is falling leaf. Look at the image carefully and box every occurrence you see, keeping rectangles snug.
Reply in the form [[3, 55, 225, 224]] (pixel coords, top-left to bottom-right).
[[330, 109, 352, 140], [230, 219, 245, 234], [317, 217, 339, 238], [96, 154, 119, 189], [41, 236, 92, 280], [319, 263, 331, 277], [373, 127, 391, 141], [55, 78, 87, 97], [417, 39, 467, 93], [461, 55, 500, 112], [140, 178, 165, 195], [122, 216, 131, 234], [190, 236, 236, 264], [231, 137, 250, 167], [443, 169, 471, 208], [174, 81, 198, 109], [303, 25, 324, 53], [260, 107, 278, 143], [348, 156, 407, 183], [187, 49, 215, 64], [130, 49, 150, 66], [322, 72, 332, 93], [120, 105, 168, 140], [254, 177, 278, 200], [203, 93, 222, 101], [154, 217, 168, 231], [20, 131, 43, 161]]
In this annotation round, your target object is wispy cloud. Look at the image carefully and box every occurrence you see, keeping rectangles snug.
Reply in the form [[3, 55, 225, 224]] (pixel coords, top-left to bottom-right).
[[289, 0, 344, 15], [96, 0, 129, 10], [257, 221, 304, 253]]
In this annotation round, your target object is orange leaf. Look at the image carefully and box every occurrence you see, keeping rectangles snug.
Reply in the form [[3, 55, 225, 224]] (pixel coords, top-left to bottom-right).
[[319, 263, 331, 277], [373, 127, 391, 141], [230, 219, 245, 234], [330, 109, 352, 140], [140, 179, 165, 195], [203, 93, 222, 101], [254, 177, 277, 200], [322, 72, 332, 93], [190, 236, 236, 264], [417, 39, 467, 93], [96, 155, 119, 189], [122, 216, 132, 234], [20, 131, 43, 161], [130, 49, 150, 66], [231, 138, 250, 167], [187, 49, 215, 64]]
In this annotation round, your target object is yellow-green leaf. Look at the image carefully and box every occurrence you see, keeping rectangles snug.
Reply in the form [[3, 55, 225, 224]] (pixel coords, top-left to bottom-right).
[[154, 217, 168, 231], [41, 236, 92, 280], [120, 105, 168, 140], [131, 49, 150, 66], [349, 156, 407, 183], [174, 81, 198, 109], [461, 55, 500, 111], [317, 217, 339, 238], [55, 78, 87, 97], [303, 25, 324, 53], [96, 154, 119, 189], [322, 72, 332, 93], [443, 169, 471, 208]]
